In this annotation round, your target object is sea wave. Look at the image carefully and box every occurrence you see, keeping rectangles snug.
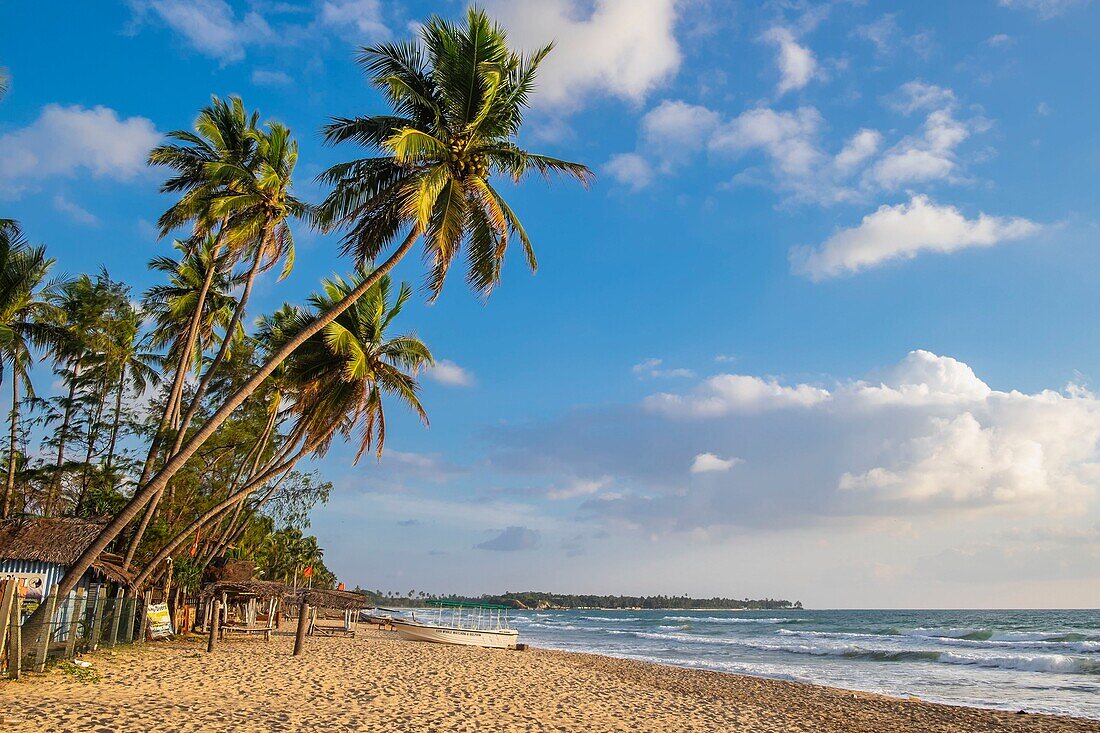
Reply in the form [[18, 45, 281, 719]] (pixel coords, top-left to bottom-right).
[[662, 616, 799, 625]]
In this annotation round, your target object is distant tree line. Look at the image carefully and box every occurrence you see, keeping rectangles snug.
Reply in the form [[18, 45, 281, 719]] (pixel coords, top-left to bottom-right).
[[352, 589, 803, 610]]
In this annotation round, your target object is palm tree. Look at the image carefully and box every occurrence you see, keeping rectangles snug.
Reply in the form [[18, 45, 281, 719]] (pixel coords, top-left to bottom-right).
[[0, 68, 8, 100], [0, 222, 58, 517], [52, 7, 591, 603], [167, 120, 307, 456], [100, 306, 161, 476], [130, 271, 431, 588]]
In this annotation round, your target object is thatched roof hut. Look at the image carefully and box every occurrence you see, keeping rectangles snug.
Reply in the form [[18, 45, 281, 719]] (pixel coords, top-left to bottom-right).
[[0, 517, 133, 588]]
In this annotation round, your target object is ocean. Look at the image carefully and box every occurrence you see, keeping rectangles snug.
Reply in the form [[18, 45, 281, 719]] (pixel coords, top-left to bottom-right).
[[509, 608, 1100, 719]]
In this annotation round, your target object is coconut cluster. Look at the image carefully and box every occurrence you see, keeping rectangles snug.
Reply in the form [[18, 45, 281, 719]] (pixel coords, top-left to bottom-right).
[[447, 135, 489, 179]]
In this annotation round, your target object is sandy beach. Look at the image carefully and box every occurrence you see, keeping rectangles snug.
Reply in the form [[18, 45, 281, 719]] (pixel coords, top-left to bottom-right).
[[2, 629, 1097, 733]]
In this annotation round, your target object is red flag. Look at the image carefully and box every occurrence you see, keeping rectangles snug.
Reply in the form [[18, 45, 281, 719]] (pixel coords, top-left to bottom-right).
[[302, 566, 313, 579], [337, 582, 345, 591], [189, 529, 201, 557]]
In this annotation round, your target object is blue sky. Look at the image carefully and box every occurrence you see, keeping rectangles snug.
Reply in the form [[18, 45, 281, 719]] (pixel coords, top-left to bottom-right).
[[3, 0, 1100, 607]]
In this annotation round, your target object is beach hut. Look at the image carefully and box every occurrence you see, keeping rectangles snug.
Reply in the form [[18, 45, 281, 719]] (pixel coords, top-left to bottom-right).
[[304, 588, 367, 637], [0, 517, 132, 599], [200, 579, 288, 640]]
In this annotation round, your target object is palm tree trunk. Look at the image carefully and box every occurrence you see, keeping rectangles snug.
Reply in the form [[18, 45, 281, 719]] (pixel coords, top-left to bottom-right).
[[46, 226, 419, 608], [105, 365, 126, 473], [132, 452, 307, 589], [136, 225, 225, 490], [169, 232, 267, 458], [45, 362, 79, 516], [76, 374, 110, 513], [3, 368, 20, 518]]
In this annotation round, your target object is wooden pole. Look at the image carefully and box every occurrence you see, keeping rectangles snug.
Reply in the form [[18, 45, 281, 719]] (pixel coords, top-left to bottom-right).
[[64, 587, 87, 658], [107, 587, 125, 648], [136, 590, 151, 643], [292, 596, 308, 656], [87, 584, 105, 651], [8, 589, 21, 680], [0, 579, 14, 665], [32, 591, 57, 672], [206, 598, 220, 653]]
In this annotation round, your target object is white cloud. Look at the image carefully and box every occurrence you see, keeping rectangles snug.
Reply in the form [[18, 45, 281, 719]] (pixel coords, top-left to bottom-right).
[[852, 14, 934, 58], [986, 33, 1013, 46], [710, 106, 824, 178], [547, 477, 611, 500], [318, 0, 389, 40], [761, 27, 817, 95], [251, 69, 293, 86], [134, 0, 273, 62], [0, 105, 160, 197], [791, 195, 1041, 280], [868, 108, 972, 189], [886, 81, 957, 115], [640, 100, 721, 169], [53, 195, 99, 226], [645, 374, 830, 418], [486, 0, 680, 110], [604, 153, 654, 191], [632, 358, 694, 379], [690, 453, 740, 473], [998, 0, 1091, 19], [834, 129, 882, 173], [851, 350, 993, 406], [426, 359, 475, 387]]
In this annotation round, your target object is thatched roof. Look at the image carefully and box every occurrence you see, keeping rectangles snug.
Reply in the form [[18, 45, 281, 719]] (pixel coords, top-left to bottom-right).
[[0, 517, 102, 565], [0, 517, 133, 586], [202, 580, 367, 610], [203, 579, 292, 601], [305, 588, 368, 611]]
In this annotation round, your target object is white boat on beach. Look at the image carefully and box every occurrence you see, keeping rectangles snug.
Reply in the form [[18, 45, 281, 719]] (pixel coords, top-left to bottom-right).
[[390, 600, 519, 649]]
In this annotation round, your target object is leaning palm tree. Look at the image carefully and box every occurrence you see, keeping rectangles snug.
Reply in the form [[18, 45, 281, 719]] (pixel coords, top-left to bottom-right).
[[0, 224, 59, 517], [131, 271, 431, 588], [51, 7, 591, 604]]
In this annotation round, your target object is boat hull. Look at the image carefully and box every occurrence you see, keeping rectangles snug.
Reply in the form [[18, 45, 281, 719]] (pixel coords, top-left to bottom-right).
[[391, 619, 518, 649]]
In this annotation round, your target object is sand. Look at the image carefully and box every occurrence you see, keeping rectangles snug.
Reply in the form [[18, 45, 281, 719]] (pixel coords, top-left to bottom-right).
[[2, 629, 1097, 732]]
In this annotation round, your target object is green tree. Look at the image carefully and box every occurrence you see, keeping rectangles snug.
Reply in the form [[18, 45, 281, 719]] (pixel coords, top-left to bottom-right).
[[0, 221, 58, 517], [52, 7, 591, 605]]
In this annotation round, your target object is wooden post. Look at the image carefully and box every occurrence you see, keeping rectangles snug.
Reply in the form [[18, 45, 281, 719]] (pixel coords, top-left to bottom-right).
[[206, 598, 220, 653], [107, 587, 125, 648], [119, 595, 136, 644], [87, 584, 105, 651], [0, 579, 14, 665], [136, 591, 151, 643], [32, 592, 58, 672], [64, 587, 87, 659], [293, 596, 309, 656], [8, 589, 21, 680]]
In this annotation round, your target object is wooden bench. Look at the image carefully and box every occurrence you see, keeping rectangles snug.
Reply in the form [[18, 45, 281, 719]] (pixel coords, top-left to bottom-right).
[[219, 624, 273, 641], [310, 622, 355, 638]]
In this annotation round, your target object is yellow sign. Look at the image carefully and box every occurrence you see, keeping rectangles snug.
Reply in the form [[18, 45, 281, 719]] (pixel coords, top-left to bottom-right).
[[146, 603, 174, 639]]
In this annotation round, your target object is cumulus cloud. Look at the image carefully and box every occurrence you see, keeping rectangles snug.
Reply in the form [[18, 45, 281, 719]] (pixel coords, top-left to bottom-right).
[[885, 81, 957, 115], [53, 195, 99, 226], [852, 14, 934, 58], [426, 359, 475, 387], [790, 195, 1041, 280], [761, 27, 817, 95], [632, 358, 694, 379], [251, 69, 293, 86], [489, 351, 1100, 537], [317, 0, 389, 39], [690, 453, 740, 473], [604, 153, 654, 191], [645, 374, 830, 418], [998, 0, 1091, 19], [475, 526, 542, 551], [547, 477, 611, 500], [131, 0, 273, 62], [834, 129, 882, 173], [0, 105, 160, 197], [486, 0, 680, 110], [710, 106, 825, 179]]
